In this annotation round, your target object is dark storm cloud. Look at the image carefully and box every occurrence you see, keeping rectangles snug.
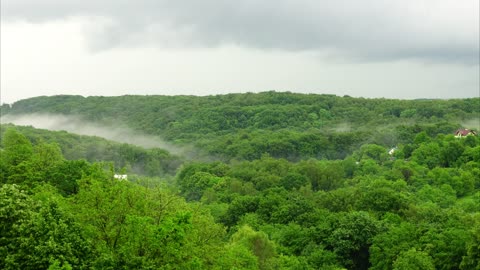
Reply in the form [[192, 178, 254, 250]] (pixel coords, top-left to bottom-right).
[[3, 0, 479, 64]]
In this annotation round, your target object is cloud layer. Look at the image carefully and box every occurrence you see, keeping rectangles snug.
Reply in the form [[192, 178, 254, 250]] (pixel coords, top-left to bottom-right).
[[3, 0, 479, 64]]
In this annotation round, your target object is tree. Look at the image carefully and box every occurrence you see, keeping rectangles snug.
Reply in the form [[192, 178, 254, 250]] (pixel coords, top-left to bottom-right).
[[11, 200, 92, 269], [178, 171, 223, 201], [0, 184, 92, 269], [440, 138, 464, 167], [1, 128, 33, 167], [460, 221, 480, 270], [393, 248, 435, 270], [357, 183, 408, 213], [280, 172, 308, 190], [411, 142, 441, 169], [31, 142, 64, 172], [222, 196, 260, 227], [0, 184, 34, 268], [215, 243, 258, 270], [47, 160, 91, 196], [1, 129, 34, 183], [297, 160, 344, 191], [328, 211, 380, 270], [229, 225, 276, 270], [357, 144, 388, 163], [370, 222, 420, 270]]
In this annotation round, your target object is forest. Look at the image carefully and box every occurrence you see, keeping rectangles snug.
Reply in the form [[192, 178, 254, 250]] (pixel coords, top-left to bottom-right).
[[0, 92, 479, 270]]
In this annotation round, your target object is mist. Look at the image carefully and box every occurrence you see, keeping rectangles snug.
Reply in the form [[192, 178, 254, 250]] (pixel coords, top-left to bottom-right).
[[1, 113, 187, 155], [330, 122, 352, 133], [461, 118, 480, 131]]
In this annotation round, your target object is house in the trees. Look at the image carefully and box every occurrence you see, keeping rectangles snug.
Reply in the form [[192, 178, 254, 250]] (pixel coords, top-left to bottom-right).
[[114, 174, 128, 180], [454, 129, 477, 138]]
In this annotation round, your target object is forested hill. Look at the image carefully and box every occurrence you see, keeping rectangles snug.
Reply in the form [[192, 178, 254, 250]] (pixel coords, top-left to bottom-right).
[[1, 92, 479, 269], [2, 92, 479, 161], [0, 124, 182, 176]]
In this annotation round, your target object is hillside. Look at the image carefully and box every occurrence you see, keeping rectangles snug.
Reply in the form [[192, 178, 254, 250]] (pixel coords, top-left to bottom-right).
[[1, 92, 479, 269], [0, 124, 182, 176], [3, 92, 479, 161]]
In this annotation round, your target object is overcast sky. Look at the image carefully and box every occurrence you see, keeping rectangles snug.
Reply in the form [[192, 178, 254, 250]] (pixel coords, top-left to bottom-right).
[[1, 0, 479, 104]]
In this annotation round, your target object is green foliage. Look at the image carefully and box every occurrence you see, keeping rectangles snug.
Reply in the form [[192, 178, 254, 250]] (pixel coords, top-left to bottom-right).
[[0, 124, 182, 177], [230, 225, 276, 270], [370, 222, 420, 270], [1, 128, 34, 166], [393, 248, 435, 270], [460, 218, 480, 270], [1, 92, 478, 269], [0, 184, 91, 269], [7, 93, 478, 161], [328, 211, 380, 270]]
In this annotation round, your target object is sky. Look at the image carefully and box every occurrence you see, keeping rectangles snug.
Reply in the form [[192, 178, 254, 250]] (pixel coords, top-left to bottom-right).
[[1, 0, 479, 104]]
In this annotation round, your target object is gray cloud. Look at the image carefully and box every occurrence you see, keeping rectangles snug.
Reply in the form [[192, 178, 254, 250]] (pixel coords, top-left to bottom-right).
[[2, 0, 479, 64]]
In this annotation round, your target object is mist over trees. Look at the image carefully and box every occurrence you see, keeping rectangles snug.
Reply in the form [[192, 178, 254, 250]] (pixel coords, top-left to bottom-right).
[[1, 92, 479, 269]]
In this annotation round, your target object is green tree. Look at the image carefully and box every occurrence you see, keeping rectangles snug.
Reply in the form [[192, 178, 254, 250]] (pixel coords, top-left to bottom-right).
[[178, 171, 223, 201], [1, 128, 34, 183], [328, 211, 380, 270], [0, 184, 91, 269], [393, 248, 435, 270], [370, 222, 420, 270], [31, 142, 64, 172], [440, 138, 465, 167], [460, 221, 480, 270], [47, 160, 91, 196], [215, 243, 258, 270], [411, 142, 441, 169], [357, 144, 388, 163], [1, 128, 33, 167], [230, 225, 276, 270]]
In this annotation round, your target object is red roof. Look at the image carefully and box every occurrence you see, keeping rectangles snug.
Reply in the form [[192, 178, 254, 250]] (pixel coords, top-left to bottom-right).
[[455, 129, 477, 136]]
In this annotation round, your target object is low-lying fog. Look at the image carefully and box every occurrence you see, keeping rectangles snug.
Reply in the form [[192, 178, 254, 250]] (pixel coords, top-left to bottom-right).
[[461, 119, 480, 131], [1, 114, 185, 155]]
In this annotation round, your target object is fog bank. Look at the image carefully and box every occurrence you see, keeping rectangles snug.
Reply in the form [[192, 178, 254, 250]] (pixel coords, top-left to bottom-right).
[[461, 118, 480, 131], [1, 113, 185, 155]]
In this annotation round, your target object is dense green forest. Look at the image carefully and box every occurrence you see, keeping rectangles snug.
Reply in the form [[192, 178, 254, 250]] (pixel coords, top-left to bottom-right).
[[3, 92, 479, 160], [0, 124, 182, 177], [1, 92, 479, 269]]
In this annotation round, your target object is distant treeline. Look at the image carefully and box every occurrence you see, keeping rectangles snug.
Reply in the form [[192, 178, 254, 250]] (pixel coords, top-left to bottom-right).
[[2, 92, 478, 161]]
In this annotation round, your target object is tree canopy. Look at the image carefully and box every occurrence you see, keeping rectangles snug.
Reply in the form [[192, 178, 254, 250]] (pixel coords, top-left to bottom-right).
[[1, 92, 479, 269]]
